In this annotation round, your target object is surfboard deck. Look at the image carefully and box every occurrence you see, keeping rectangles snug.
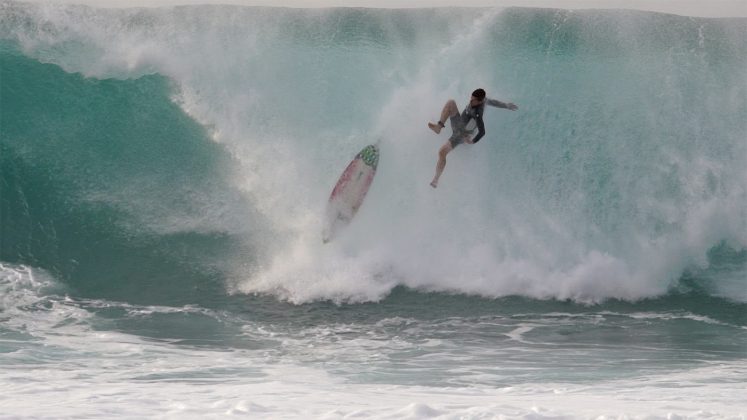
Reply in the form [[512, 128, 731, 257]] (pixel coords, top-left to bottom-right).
[[322, 144, 379, 243]]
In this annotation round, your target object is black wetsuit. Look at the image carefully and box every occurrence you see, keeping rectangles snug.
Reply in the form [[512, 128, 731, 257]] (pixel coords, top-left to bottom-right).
[[449, 98, 511, 148]]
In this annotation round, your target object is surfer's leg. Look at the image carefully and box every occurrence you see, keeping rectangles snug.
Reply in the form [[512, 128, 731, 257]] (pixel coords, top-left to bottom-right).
[[428, 99, 459, 134], [430, 141, 453, 188]]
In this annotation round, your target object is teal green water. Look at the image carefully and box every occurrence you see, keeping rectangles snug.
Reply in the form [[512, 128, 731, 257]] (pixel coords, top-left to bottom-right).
[[1, 46, 248, 305]]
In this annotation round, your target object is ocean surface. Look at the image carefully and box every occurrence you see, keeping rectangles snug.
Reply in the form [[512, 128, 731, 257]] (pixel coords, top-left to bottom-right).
[[1, 2, 746, 418]]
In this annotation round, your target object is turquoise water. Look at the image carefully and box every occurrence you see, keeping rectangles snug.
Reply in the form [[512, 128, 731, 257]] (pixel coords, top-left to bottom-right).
[[1, 2, 746, 417]]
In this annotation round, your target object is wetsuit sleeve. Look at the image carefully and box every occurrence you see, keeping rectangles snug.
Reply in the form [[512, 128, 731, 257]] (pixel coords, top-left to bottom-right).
[[472, 115, 486, 144], [486, 98, 509, 109]]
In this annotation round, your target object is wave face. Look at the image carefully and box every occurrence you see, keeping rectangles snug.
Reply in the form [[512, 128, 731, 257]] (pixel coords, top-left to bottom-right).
[[1, 2, 746, 304]]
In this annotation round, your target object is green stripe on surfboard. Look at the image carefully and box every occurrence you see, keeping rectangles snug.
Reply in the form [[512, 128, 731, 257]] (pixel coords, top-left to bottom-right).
[[357, 145, 379, 168]]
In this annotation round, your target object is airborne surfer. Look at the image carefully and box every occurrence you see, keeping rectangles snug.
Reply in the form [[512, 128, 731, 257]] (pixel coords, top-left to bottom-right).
[[427, 88, 518, 188]]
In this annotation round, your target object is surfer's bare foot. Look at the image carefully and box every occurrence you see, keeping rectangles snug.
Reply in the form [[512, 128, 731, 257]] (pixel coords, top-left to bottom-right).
[[428, 122, 442, 134], [430, 180, 438, 188]]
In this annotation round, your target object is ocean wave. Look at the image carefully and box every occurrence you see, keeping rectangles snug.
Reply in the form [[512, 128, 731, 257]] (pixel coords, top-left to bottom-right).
[[1, 2, 745, 304]]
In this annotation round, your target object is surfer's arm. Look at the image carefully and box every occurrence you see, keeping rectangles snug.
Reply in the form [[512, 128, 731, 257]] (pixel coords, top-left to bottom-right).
[[470, 116, 486, 144], [487, 98, 518, 111]]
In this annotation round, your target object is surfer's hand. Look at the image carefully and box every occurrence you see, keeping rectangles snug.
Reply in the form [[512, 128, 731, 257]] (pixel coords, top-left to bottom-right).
[[507, 102, 518, 111], [463, 136, 474, 144]]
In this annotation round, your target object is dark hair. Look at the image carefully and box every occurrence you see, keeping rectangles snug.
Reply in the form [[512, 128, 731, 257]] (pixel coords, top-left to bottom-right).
[[472, 88, 486, 100]]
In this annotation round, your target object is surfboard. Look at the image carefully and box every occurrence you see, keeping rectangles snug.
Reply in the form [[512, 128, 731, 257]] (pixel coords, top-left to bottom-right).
[[322, 144, 380, 243]]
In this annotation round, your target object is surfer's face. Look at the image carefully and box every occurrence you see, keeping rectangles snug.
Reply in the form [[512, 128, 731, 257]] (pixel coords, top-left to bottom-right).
[[470, 96, 484, 106]]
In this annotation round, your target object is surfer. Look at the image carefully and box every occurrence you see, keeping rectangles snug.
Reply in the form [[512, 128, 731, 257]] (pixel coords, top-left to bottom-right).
[[427, 88, 518, 188]]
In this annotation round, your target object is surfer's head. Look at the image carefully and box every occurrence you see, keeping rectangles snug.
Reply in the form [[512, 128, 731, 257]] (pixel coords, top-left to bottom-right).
[[471, 88, 486, 104]]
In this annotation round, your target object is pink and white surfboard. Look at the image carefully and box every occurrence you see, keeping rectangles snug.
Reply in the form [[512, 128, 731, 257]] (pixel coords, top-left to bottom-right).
[[322, 144, 380, 243]]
